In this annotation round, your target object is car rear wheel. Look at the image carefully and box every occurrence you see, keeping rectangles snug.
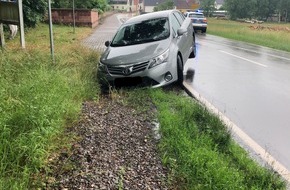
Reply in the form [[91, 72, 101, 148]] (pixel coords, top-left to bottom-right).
[[177, 55, 183, 84], [202, 28, 207, 33]]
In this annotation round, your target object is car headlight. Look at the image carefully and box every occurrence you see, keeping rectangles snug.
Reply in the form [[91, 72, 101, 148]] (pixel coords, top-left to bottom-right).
[[149, 50, 169, 69], [98, 61, 106, 72]]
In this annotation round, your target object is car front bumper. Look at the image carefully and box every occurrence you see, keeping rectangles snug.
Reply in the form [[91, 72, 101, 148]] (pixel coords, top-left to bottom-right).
[[99, 61, 177, 88]]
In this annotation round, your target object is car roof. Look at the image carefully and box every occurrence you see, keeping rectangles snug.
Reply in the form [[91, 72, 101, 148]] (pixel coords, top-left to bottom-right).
[[125, 10, 178, 24]]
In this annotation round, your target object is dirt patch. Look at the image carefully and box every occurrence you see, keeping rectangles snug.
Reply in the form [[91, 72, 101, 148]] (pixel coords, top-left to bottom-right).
[[40, 95, 168, 189], [248, 25, 290, 32]]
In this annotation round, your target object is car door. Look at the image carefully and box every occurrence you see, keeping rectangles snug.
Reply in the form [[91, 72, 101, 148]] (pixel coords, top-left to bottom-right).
[[171, 11, 191, 62]]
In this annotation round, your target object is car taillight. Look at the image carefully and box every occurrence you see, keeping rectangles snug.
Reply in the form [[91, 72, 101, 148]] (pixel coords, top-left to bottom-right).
[[204, 18, 207, 23]]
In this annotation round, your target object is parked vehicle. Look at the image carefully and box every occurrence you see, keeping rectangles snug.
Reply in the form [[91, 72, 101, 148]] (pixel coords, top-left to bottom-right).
[[99, 10, 196, 88], [184, 11, 207, 33]]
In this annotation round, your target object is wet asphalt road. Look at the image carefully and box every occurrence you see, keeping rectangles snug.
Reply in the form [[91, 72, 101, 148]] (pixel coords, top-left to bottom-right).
[[184, 34, 290, 173], [83, 13, 290, 176]]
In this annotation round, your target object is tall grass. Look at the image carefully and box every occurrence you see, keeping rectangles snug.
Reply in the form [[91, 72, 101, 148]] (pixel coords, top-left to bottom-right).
[[0, 24, 100, 189], [1, 19, 287, 189], [125, 88, 286, 189], [207, 18, 290, 52]]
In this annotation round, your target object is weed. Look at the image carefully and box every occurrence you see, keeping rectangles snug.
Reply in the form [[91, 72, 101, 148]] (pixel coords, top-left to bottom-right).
[[117, 166, 125, 190], [207, 18, 290, 52], [147, 88, 286, 189], [0, 24, 100, 189]]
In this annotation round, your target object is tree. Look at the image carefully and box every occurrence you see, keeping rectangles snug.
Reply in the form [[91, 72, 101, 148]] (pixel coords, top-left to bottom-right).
[[52, 0, 109, 12], [153, 0, 174, 12], [93, 0, 110, 13], [224, 0, 256, 20], [52, 0, 70, 8], [20, 0, 109, 28], [253, 0, 276, 20], [53, 0, 87, 8], [277, 0, 290, 22], [224, 0, 290, 22], [218, 5, 225, 10], [23, 0, 47, 27], [200, 0, 215, 17]]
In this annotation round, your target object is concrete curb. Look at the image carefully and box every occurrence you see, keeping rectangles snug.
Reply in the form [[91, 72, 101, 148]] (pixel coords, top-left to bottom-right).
[[183, 81, 290, 186]]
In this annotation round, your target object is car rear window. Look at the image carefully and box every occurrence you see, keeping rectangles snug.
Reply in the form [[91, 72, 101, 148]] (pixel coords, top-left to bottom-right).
[[188, 13, 204, 18]]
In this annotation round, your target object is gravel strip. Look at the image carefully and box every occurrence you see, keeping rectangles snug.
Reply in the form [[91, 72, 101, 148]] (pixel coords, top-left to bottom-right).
[[44, 96, 168, 189]]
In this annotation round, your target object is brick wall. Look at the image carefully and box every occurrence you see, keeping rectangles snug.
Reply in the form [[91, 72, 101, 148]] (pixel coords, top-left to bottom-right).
[[51, 9, 99, 28]]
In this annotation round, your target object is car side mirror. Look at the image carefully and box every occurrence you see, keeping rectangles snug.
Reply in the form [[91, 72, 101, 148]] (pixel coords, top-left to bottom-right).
[[177, 28, 187, 36], [105, 41, 111, 47]]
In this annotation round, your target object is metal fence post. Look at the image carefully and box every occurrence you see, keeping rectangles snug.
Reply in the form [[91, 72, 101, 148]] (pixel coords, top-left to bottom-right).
[[18, 0, 25, 48], [48, 0, 55, 63], [73, 0, 75, 33]]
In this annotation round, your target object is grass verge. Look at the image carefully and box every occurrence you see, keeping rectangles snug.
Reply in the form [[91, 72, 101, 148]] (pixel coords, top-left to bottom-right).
[[0, 19, 287, 189], [207, 18, 290, 52], [125, 87, 286, 189], [0, 24, 100, 189]]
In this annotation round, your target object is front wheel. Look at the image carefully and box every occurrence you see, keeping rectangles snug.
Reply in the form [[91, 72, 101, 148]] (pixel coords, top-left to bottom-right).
[[177, 55, 183, 84]]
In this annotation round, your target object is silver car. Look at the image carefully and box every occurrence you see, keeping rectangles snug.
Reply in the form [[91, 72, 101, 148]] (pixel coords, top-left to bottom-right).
[[99, 10, 196, 88]]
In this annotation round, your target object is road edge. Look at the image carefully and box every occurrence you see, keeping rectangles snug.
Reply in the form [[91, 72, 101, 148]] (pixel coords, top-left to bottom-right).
[[183, 81, 290, 186]]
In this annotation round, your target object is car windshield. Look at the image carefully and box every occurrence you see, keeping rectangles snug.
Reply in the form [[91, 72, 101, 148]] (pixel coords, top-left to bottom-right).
[[111, 17, 170, 47]]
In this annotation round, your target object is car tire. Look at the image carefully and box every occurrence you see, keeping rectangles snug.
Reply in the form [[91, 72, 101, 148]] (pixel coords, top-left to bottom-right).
[[202, 28, 207, 33], [189, 35, 196, 58], [177, 55, 183, 84]]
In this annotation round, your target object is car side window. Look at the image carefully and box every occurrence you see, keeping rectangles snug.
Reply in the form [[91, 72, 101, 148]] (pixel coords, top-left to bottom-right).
[[173, 12, 185, 26], [170, 13, 181, 36], [180, 12, 186, 20]]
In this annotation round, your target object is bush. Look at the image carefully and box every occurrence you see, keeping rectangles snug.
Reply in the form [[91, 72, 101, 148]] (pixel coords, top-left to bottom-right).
[[23, 0, 47, 28]]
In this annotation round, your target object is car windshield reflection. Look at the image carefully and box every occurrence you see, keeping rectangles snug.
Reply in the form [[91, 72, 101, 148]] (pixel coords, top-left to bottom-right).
[[111, 17, 170, 47]]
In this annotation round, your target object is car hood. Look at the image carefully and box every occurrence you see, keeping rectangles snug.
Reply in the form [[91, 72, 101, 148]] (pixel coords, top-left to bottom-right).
[[100, 39, 170, 66]]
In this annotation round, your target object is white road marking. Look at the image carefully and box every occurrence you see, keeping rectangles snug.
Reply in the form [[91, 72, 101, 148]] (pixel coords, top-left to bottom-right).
[[220, 50, 268, 68], [225, 45, 290, 62], [202, 37, 290, 62], [183, 82, 290, 185]]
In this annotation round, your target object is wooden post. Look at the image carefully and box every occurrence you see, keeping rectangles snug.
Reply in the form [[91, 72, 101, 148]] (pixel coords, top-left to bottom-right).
[[0, 23, 5, 48]]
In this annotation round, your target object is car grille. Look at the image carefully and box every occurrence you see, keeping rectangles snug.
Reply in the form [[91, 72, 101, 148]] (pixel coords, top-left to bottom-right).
[[107, 61, 149, 76]]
